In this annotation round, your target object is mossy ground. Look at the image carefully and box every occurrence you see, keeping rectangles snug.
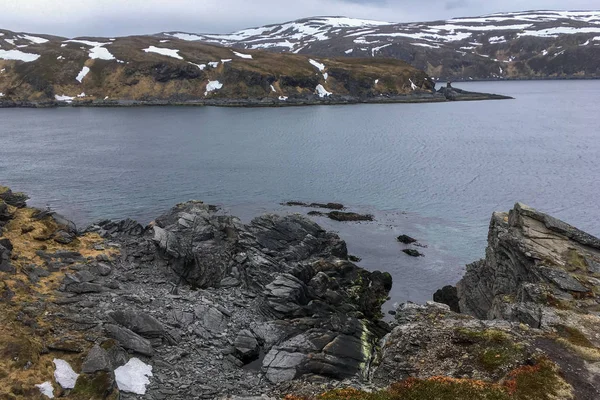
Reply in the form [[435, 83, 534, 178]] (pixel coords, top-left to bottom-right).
[[0, 202, 117, 399], [285, 357, 571, 400], [454, 328, 526, 373]]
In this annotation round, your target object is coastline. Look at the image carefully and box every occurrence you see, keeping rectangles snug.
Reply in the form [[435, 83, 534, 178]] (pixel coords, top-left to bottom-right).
[[0, 90, 513, 109]]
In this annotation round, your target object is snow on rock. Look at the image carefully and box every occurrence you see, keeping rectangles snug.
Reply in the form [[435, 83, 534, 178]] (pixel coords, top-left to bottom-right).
[[189, 62, 206, 70], [0, 49, 40, 62], [409, 78, 418, 90], [315, 84, 332, 97], [77, 92, 86, 98], [221, 58, 232, 63], [278, 96, 288, 100], [270, 85, 276, 92], [205, 80, 223, 96], [53, 359, 79, 389], [232, 51, 252, 59], [75, 66, 90, 83], [57, 56, 64, 60], [344, 49, 354, 54], [35, 382, 54, 399], [309, 59, 326, 71], [65, 40, 115, 60], [143, 46, 183, 60], [104, 96, 109, 100], [374, 79, 379, 84], [208, 61, 219, 68], [323, 72, 328, 80], [115, 358, 153, 395]]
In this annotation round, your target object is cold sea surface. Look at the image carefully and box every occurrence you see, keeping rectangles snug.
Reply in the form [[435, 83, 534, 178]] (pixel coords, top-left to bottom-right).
[[1, 80, 599, 311]]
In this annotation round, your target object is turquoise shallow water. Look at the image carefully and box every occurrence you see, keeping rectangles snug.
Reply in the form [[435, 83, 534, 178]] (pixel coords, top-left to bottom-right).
[[1, 80, 599, 307]]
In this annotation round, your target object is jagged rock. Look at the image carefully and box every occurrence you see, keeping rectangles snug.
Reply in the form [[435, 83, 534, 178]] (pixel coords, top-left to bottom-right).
[[109, 310, 165, 338], [397, 235, 417, 244], [105, 324, 154, 356], [167, 310, 195, 328], [456, 203, 600, 324], [66, 282, 104, 293], [402, 249, 423, 257], [0, 187, 28, 208], [0, 240, 15, 274], [194, 303, 228, 332], [82, 344, 113, 373], [234, 329, 260, 362], [433, 285, 460, 312], [327, 211, 373, 222]]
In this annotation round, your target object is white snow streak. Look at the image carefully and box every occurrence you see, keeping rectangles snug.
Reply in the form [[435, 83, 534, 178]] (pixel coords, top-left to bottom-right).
[[75, 66, 90, 83], [143, 46, 183, 59], [232, 51, 252, 59]]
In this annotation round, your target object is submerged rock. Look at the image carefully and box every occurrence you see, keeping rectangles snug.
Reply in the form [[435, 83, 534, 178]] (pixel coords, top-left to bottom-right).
[[327, 211, 373, 222]]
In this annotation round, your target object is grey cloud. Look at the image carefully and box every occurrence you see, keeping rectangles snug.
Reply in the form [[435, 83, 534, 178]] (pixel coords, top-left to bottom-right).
[[0, 0, 598, 37]]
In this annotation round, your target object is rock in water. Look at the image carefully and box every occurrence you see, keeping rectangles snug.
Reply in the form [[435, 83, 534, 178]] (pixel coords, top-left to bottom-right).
[[402, 249, 423, 257], [433, 285, 460, 312], [114, 358, 153, 395], [397, 235, 417, 244]]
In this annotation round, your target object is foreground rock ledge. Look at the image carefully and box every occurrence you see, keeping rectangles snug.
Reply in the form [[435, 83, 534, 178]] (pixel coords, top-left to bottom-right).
[[1, 190, 599, 399]]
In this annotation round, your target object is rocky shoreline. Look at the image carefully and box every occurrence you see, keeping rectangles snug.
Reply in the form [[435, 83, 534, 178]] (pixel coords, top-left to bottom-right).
[[0, 87, 512, 109], [1, 186, 599, 399]]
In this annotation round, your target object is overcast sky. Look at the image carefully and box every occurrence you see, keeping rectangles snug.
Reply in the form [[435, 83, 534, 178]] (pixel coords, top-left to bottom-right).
[[2, 0, 599, 37]]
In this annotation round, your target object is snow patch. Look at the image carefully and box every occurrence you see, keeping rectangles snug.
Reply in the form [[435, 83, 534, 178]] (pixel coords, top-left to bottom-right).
[[278, 96, 288, 100], [143, 46, 183, 59], [35, 382, 54, 399], [208, 61, 219, 68], [76, 66, 90, 83], [232, 51, 252, 59], [309, 59, 325, 71], [115, 358, 153, 395], [0, 93, 3, 97], [409, 79, 418, 90], [57, 56, 64, 60], [205, 80, 223, 96], [315, 84, 331, 97], [488, 36, 506, 43], [55, 94, 75, 102], [22, 35, 48, 44], [345, 49, 354, 54], [65, 40, 115, 60], [77, 92, 86, 98], [323, 72, 328, 80], [0, 49, 40, 62], [167, 32, 204, 41], [221, 58, 232, 63], [374, 79, 379, 84], [53, 359, 79, 389], [270, 85, 276, 92]]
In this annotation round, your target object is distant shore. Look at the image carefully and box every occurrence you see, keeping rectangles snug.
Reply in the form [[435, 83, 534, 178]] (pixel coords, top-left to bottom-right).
[[0, 89, 512, 109]]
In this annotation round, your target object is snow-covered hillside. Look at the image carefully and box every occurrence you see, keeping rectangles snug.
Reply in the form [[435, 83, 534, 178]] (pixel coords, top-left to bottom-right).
[[161, 11, 600, 80]]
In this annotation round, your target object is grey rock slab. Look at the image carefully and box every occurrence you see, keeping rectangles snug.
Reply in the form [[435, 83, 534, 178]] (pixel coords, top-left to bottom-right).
[[109, 310, 165, 338], [105, 324, 154, 356], [82, 344, 112, 373]]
